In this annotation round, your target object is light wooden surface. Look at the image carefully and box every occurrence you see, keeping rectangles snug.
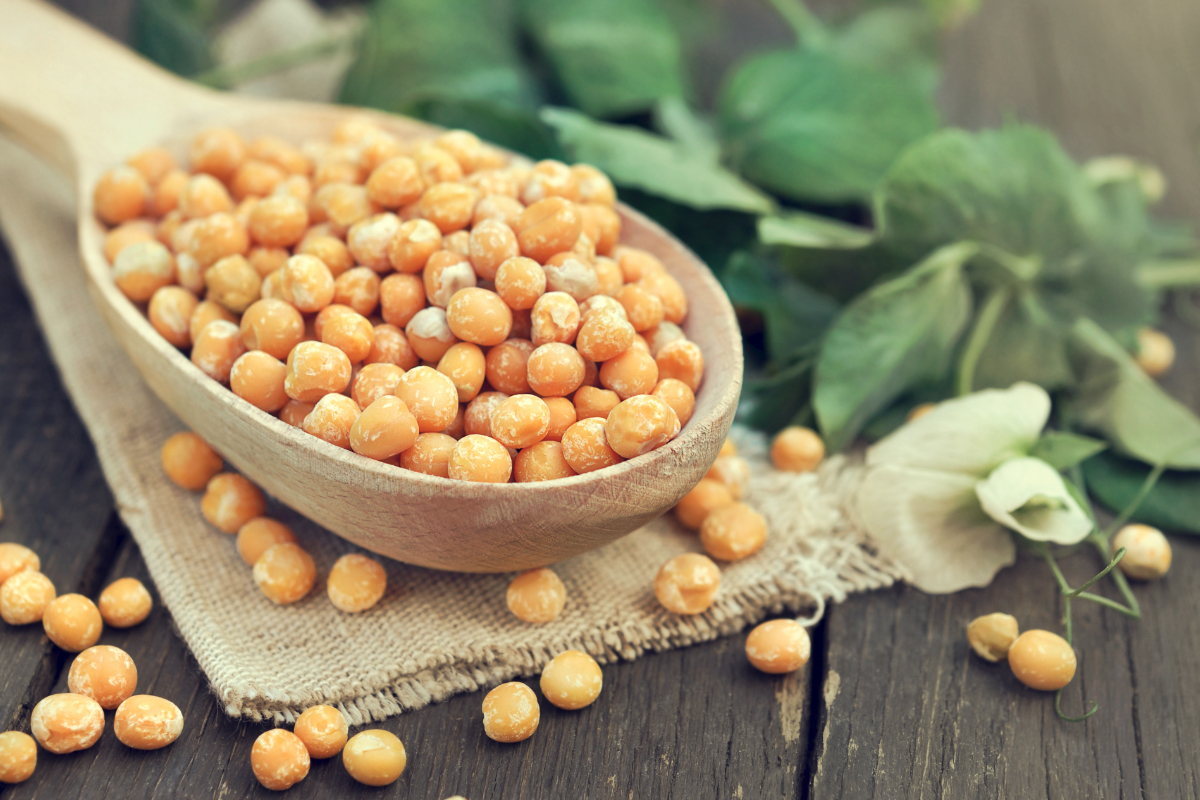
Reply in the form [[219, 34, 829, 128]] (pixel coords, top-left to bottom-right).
[[0, 0, 742, 573]]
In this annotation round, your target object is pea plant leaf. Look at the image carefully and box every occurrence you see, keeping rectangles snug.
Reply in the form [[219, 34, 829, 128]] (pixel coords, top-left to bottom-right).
[[830, 5, 940, 92], [758, 211, 875, 250], [520, 0, 687, 119], [1063, 317, 1200, 468], [339, 0, 539, 114], [540, 107, 775, 214], [1028, 431, 1107, 471], [717, 49, 939, 204], [814, 241, 976, 451], [1083, 452, 1200, 535], [876, 125, 1105, 263], [972, 292, 1074, 391]]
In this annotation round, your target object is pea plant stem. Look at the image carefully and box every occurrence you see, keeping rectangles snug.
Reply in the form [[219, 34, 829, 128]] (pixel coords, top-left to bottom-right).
[[955, 285, 1012, 396], [1100, 462, 1166, 538]]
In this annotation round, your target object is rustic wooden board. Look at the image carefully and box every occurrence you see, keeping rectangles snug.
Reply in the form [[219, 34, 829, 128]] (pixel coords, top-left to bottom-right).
[[0, 231, 122, 734]]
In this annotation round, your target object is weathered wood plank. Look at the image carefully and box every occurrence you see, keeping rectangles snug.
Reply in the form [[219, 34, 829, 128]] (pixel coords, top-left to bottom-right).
[[6, 526, 811, 799], [0, 236, 124, 733]]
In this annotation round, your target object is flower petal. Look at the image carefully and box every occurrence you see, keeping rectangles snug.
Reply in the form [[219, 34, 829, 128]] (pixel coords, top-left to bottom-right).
[[856, 464, 1017, 593], [866, 382, 1050, 478], [974, 457, 1094, 544]]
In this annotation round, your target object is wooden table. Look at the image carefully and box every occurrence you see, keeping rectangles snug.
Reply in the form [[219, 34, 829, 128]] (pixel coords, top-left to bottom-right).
[[3, 1, 1199, 796]]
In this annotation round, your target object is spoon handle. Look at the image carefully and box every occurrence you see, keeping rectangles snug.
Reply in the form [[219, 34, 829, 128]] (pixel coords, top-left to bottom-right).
[[0, 0, 222, 181]]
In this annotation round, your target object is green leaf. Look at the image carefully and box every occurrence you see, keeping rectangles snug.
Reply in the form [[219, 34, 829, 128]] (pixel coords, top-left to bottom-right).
[[814, 241, 976, 451], [1084, 452, 1200, 534], [1029, 431, 1107, 471], [540, 107, 775, 214], [718, 49, 938, 203], [831, 6, 939, 92], [758, 212, 875, 250], [876, 126, 1104, 263], [339, 0, 538, 113], [723, 251, 839, 366], [876, 125, 1158, 336], [132, 0, 218, 77], [406, 98, 563, 161], [653, 97, 720, 161], [520, 0, 687, 118], [1063, 317, 1200, 468], [973, 292, 1074, 391]]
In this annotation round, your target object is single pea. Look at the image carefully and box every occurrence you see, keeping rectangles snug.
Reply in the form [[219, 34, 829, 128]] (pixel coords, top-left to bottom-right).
[[254, 543, 317, 605], [201, 473, 267, 533], [126, 145, 177, 184], [419, 182, 478, 234], [148, 286, 199, 349], [350, 396, 419, 461], [251, 728, 311, 791], [543, 396, 577, 442], [646, 321, 685, 358], [285, 341, 353, 403], [347, 212, 402, 272], [114, 695, 184, 751], [521, 160, 579, 204], [296, 234, 354, 277], [482, 683, 540, 743], [0, 731, 36, 784], [278, 399, 316, 428], [396, 366, 460, 433], [425, 251, 478, 309], [389, 218, 443, 274], [406, 307, 460, 363], [366, 323, 420, 371], [231, 351, 290, 413], [966, 613, 1019, 662], [293, 705, 348, 759], [327, 553, 387, 613], [654, 339, 704, 393], [280, 254, 336, 313], [506, 568, 566, 624], [68, 645, 138, 710], [527, 343, 586, 398], [448, 435, 513, 483], [771, 427, 825, 473], [30, 694, 105, 754], [401, 433, 458, 477], [560, 418, 624, 474], [321, 307, 376, 364], [516, 197, 582, 263], [598, 348, 658, 400], [113, 240, 175, 302], [543, 253, 598, 303], [653, 378, 695, 427], [675, 479, 735, 531], [446, 288, 513, 346], [604, 395, 679, 459], [94, 165, 149, 225], [469, 219, 520, 281], [1135, 327, 1175, 377], [191, 319, 248, 385], [42, 594, 103, 652], [0, 542, 40, 585], [160, 432, 223, 492], [302, 394, 362, 450], [513, 441, 578, 483], [745, 619, 811, 674], [367, 156, 424, 209], [98, 577, 153, 628], [700, 502, 767, 562], [637, 270, 688, 325], [490, 395, 551, 450], [236, 518, 298, 566], [654, 553, 720, 615], [485, 339, 535, 396], [333, 267, 382, 317], [576, 310, 635, 363], [704, 456, 751, 500], [190, 127, 246, 182], [540, 650, 603, 710], [0, 571, 56, 625], [530, 292, 581, 346], [103, 219, 157, 264], [343, 729, 407, 786], [188, 300, 237, 346], [1112, 524, 1172, 580], [1007, 629, 1076, 691]]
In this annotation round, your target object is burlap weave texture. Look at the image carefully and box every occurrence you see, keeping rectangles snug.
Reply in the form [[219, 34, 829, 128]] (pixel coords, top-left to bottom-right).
[[0, 138, 904, 724]]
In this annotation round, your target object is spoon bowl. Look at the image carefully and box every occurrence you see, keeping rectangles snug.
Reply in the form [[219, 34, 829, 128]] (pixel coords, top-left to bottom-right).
[[0, 0, 742, 572]]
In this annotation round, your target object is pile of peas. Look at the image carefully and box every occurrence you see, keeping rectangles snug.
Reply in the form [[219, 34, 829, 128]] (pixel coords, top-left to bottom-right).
[[0, 539, 185, 785], [94, 120, 706, 484]]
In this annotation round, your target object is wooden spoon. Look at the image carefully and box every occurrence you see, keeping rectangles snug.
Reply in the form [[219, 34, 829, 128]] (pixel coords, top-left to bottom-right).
[[0, 0, 742, 572]]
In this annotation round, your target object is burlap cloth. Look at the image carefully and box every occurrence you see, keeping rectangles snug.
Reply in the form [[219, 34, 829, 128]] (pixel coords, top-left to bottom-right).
[[0, 137, 905, 725]]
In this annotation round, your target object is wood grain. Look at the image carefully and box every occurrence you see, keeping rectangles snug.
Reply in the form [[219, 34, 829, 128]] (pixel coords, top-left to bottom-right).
[[0, 0, 742, 573]]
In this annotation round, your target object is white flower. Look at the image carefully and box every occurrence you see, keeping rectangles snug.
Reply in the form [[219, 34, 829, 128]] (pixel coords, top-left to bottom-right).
[[975, 458, 1092, 545], [856, 382, 1081, 593]]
